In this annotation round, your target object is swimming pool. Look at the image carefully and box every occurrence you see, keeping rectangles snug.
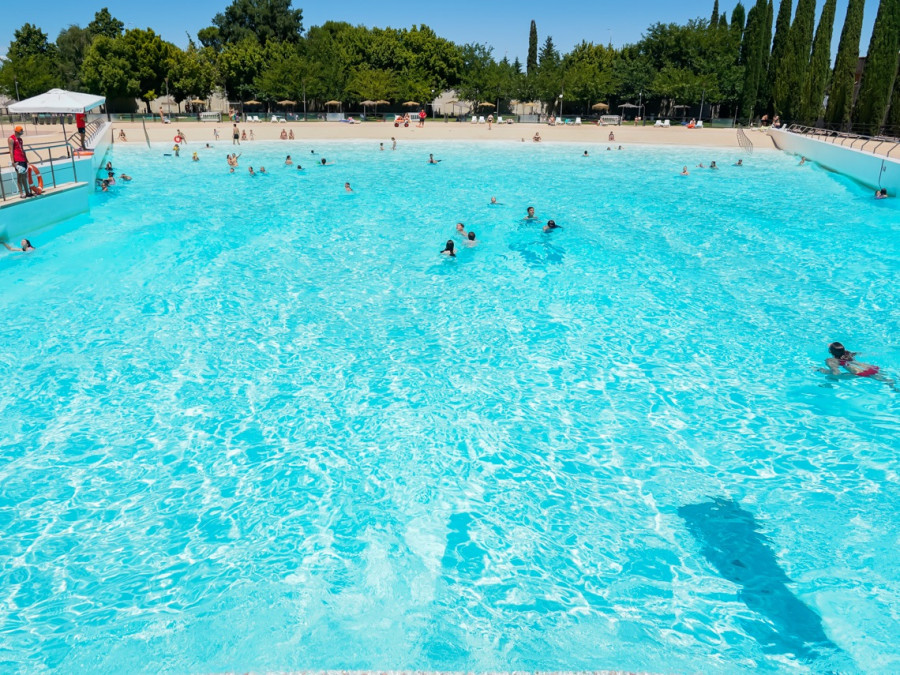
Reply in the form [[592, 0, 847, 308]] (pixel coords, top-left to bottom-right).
[[1, 139, 898, 673]]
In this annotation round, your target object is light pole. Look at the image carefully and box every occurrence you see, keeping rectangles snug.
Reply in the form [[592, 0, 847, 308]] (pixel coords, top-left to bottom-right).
[[700, 88, 706, 123], [165, 77, 170, 115], [14, 76, 20, 101], [558, 92, 563, 119]]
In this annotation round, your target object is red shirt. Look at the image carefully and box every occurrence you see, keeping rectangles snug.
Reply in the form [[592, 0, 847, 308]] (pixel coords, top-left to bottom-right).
[[9, 134, 26, 162], [419, 110, 426, 120], [76, 113, 86, 128]]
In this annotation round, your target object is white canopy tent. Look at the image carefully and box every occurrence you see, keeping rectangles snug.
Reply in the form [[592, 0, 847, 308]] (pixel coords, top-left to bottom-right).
[[8, 88, 105, 114], [7, 89, 105, 149]]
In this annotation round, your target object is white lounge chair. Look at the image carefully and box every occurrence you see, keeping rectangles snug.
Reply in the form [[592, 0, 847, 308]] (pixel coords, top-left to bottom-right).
[[696, 120, 704, 128], [470, 115, 478, 124], [496, 116, 503, 124], [478, 116, 486, 124], [663, 119, 671, 127], [655, 119, 664, 127], [574, 117, 581, 125]]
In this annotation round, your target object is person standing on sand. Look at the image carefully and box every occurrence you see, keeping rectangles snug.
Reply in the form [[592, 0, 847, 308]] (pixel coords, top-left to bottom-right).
[[233, 124, 240, 145], [418, 109, 426, 127]]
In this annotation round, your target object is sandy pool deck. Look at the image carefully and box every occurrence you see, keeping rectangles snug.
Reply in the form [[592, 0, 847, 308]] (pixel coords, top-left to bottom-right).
[[109, 119, 777, 151]]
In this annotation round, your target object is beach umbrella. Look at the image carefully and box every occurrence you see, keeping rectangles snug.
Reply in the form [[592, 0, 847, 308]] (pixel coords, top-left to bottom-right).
[[618, 102, 639, 108], [190, 98, 205, 104], [479, 102, 495, 108], [591, 102, 610, 111], [360, 100, 376, 106], [244, 99, 261, 105], [403, 101, 419, 107], [375, 100, 390, 105], [324, 100, 341, 107], [278, 99, 296, 105]]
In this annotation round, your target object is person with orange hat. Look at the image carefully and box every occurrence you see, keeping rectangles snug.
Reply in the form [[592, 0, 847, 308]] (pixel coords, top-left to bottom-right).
[[7, 125, 32, 198]]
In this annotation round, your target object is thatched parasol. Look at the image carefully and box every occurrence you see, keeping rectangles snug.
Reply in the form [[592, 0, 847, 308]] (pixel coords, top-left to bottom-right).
[[278, 99, 297, 105], [403, 101, 420, 107], [324, 100, 341, 107], [478, 101, 495, 108], [591, 102, 610, 111]]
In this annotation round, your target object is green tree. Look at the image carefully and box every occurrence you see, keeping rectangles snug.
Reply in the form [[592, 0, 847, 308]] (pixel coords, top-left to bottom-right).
[[211, 0, 303, 46], [731, 2, 747, 37], [302, 25, 349, 102], [218, 38, 265, 102], [799, 0, 837, 122], [536, 36, 562, 111], [777, 0, 817, 119], [345, 64, 396, 103], [0, 23, 61, 99], [739, 0, 769, 120], [197, 27, 223, 51], [80, 35, 140, 102], [887, 64, 900, 131], [169, 41, 216, 104], [719, 12, 729, 28], [766, 0, 793, 114], [458, 42, 495, 112], [824, 0, 865, 127], [87, 8, 124, 39], [757, 0, 774, 111], [56, 25, 93, 89], [853, 0, 900, 134], [711, 0, 720, 26], [527, 20, 538, 75]]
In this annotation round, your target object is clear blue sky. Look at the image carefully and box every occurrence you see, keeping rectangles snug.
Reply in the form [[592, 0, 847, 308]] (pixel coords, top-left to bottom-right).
[[0, 0, 881, 65]]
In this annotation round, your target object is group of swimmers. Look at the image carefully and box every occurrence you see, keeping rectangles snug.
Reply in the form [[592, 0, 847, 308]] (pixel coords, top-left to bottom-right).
[[97, 161, 132, 192], [440, 204, 561, 257]]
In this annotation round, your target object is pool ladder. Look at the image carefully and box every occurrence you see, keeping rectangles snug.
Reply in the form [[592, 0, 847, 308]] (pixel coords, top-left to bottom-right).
[[737, 126, 754, 154]]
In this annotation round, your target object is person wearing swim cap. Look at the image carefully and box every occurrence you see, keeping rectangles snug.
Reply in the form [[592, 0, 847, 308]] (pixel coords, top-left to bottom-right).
[[7, 126, 32, 198]]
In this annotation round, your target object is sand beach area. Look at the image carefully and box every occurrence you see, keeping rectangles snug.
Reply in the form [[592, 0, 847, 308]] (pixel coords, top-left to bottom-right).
[[108, 118, 776, 150]]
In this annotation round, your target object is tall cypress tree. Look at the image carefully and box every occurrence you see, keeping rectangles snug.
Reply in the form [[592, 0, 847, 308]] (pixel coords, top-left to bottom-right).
[[824, 0, 865, 126], [767, 0, 794, 115], [853, 0, 900, 134], [711, 0, 720, 26], [720, 12, 729, 28], [527, 20, 538, 75], [740, 0, 769, 120], [888, 63, 900, 132], [779, 0, 817, 119], [800, 0, 837, 122], [731, 2, 747, 38], [758, 0, 774, 111]]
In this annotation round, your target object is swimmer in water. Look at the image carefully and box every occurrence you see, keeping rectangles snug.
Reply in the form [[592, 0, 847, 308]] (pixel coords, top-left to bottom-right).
[[799, 156, 806, 165], [441, 240, 456, 257], [490, 196, 499, 205], [120, 173, 132, 181], [875, 188, 888, 199], [618, 145, 623, 150], [710, 161, 718, 169], [248, 166, 255, 176], [285, 155, 293, 165], [391, 137, 396, 150], [606, 146, 611, 151], [344, 182, 353, 192], [320, 158, 332, 166], [681, 166, 689, 176], [543, 219, 561, 233], [464, 231, 477, 247], [456, 223, 468, 237], [3, 238, 35, 252], [696, 162, 705, 168], [817, 342, 897, 390], [296, 165, 304, 171], [583, 150, 589, 157], [734, 159, 743, 166], [192, 152, 199, 162], [428, 154, 441, 164], [379, 142, 384, 151], [525, 206, 537, 220], [259, 166, 267, 174]]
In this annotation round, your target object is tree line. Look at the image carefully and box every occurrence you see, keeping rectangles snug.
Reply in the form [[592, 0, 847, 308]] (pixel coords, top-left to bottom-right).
[[0, 0, 897, 134]]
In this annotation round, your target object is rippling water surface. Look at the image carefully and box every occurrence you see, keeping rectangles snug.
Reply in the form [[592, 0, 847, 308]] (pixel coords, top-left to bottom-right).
[[1, 139, 898, 674]]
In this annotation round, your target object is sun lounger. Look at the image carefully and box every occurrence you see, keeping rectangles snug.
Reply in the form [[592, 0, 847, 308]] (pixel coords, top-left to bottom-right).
[[655, 119, 664, 127], [663, 119, 671, 127], [696, 120, 704, 128], [575, 117, 582, 125], [497, 116, 503, 124], [471, 115, 478, 124], [478, 116, 486, 124]]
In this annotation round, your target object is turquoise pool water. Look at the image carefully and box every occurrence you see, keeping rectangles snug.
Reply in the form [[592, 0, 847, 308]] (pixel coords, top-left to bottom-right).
[[1, 140, 898, 673]]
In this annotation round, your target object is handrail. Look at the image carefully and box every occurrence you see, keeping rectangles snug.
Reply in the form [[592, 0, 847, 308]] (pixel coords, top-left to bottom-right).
[[0, 139, 81, 202], [736, 126, 753, 153], [784, 124, 900, 159]]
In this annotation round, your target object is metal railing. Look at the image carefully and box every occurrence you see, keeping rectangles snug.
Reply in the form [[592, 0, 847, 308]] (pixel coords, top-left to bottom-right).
[[66, 118, 106, 152], [0, 140, 81, 202], [784, 124, 900, 159], [736, 126, 753, 153]]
